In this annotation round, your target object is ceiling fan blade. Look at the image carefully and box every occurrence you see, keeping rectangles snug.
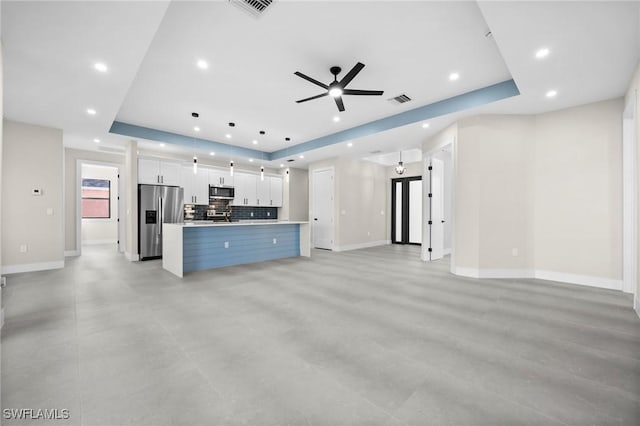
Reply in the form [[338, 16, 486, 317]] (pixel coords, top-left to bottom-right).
[[296, 93, 328, 103], [338, 62, 365, 88], [334, 96, 345, 112], [343, 89, 384, 96], [294, 71, 328, 89]]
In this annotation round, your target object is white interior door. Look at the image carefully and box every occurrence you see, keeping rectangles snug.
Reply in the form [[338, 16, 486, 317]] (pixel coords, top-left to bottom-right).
[[427, 158, 444, 260], [312, 168, 334, 250], [408, 180, 423, 244]]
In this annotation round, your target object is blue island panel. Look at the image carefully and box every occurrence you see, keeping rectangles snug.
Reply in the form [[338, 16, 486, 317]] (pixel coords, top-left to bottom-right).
[[182, 224, 300, 272]]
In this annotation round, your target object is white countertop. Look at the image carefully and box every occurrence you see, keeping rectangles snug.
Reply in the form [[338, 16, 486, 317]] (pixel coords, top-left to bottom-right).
[[171, 220, 309, 228]]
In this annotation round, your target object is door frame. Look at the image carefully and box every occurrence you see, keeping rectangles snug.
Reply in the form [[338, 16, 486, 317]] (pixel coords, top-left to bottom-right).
[[76, 159, 125, 256], [310, 166, 335, 250], [422, 138, 456, 271], [391, 176, 422, 245], [623, 92, 638, 300]]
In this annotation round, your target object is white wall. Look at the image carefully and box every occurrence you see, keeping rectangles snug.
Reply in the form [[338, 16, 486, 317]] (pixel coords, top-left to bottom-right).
[[81, 164, 119, 244], [534, 98, 623, 282], [437, 98, 624, 288], [64, 148, 124, 254], [286, 167, 308, 221], [309, 157, 387, 251], [2, 120, 64, 273]]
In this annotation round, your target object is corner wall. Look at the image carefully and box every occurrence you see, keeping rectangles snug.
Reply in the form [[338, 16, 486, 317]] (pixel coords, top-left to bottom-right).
[[440, 98, 624, 288], [2, 120, 64, 273]]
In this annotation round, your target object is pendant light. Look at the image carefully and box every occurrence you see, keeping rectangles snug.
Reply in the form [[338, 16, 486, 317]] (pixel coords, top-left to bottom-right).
[[285, 168, 290, 182], [193, 155, 198, 174], [395, 151, 406, 175], [229, 160, 234, 177], [260, 166, 265, 181]]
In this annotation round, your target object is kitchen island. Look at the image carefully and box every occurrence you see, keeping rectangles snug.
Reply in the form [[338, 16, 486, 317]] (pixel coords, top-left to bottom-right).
[[162, 221, 310, 277]]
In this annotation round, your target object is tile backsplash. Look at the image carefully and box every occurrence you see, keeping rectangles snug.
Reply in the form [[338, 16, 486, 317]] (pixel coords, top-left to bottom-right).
[[231, 206, 278, 220]]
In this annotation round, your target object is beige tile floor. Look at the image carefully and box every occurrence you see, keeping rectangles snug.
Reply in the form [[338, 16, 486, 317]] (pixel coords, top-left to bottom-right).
[[1, 244, 639, 425]]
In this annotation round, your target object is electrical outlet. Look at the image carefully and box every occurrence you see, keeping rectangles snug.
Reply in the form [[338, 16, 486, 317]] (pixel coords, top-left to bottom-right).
[[250, 212, 254, 217], [512, 248, 519, 257], [46, 207, 53, 216], [267, 212, 270, 217], [367, 231, 371, 236], [273, 238, 277, 244], [19, 244, 28, 253], [224, 241, 229, 249]]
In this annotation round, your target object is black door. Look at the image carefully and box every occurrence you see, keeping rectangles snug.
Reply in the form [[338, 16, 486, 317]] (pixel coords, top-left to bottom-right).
[[391, 176, 422, 245]]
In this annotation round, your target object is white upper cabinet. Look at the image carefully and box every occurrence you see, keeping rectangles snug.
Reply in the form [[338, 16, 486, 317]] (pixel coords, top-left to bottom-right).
[[230, 172, 257, 206], [256, 176, 270, 206], [181, 165, 209, 205], [209, 169, 234, 187], [269, 176, 283, 207], [138, 158, 181, 186]]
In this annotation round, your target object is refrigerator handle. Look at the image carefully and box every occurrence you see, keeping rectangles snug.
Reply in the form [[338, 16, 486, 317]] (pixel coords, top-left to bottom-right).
[[158, 197, 163, 236]]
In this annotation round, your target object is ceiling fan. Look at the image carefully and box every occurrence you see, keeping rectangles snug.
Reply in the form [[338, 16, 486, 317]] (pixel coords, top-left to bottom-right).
[[294, 62, 384, 112]]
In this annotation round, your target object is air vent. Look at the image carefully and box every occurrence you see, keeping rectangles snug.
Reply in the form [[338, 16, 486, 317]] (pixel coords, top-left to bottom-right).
[[229, 0, 275, 18], [388, 94, 412, 104], [369, 150, 382, 154]]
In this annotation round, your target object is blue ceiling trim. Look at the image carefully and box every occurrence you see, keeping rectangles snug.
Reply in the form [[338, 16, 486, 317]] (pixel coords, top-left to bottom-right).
[[270, 79, 520, 160], [110, 79, 519, 161], [109, 121, 268, 159]]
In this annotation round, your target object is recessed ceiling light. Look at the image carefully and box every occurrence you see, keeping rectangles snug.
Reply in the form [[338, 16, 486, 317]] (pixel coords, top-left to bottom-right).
[[546, 90, 557, 98], [196, 59, 208, 70], [93, 62, 108, 72], [225, 134, 232, 139], [160, 143, 165, 147], [347, 142, 353, 147], [333, 116, 340, 122], [193, 126, 200, 132], [299, 155, 304, 159], [449, 72, 459, 81], [422, 123, 430, 129], [249, 158, 254, 162], [209, 152, 215, 156], [280, 164, 284, 168], [86, 108, 97, 115], [535, 48, 550, 59], [93, 138, 100, 143], [252, 140, 258, 145]]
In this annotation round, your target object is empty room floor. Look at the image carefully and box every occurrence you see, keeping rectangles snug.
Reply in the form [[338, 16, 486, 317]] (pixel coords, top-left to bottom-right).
[[2, 244, 640, 425]]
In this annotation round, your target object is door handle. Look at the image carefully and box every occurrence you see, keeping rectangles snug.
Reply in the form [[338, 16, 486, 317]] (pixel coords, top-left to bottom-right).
[[158, 197, 163, 235]]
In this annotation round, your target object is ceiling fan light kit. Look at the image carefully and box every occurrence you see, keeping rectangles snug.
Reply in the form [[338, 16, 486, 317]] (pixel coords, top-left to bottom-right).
[[294, 62, 384, 112]]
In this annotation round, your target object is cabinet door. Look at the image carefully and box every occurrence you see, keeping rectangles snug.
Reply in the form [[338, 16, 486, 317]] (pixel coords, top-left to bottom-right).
[[231, 172, 257, 206], [209, 169, 234, 187], [193, 170, 209, 205], [269, 176, 283, 207], [160, 161, 181, 186], [256, 176, 270, 206], [138, 158, 161, 184], [180, 166, 195, 203]]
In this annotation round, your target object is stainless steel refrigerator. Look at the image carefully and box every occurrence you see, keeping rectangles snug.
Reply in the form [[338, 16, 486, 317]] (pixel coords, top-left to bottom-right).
[[138, 184, 184, 260]]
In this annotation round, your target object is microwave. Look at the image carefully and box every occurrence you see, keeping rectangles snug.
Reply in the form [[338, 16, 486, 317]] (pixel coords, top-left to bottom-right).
[[209, 185, 234, 199]]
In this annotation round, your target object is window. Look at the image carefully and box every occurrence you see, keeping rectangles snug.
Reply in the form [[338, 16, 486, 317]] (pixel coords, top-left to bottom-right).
[[82, 178, 110, 218]]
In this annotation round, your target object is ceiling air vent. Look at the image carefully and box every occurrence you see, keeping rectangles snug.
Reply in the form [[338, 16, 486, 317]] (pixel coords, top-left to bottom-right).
[[388, 94, 412, 105], [229, 0, 275, 18]]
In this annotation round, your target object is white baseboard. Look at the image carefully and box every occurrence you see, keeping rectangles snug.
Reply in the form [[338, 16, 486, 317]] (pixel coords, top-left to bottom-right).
[[333, 240, 390, 252], [443, 248, 452, 255], [82, 239, 117, 245], [452, 267, 623, 291], [534, 269, 623, 291], [125, 252, 139, 262], [1, 260, 65, 275], [635, 296, 640, 319], [64, 250, 80, 257]]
